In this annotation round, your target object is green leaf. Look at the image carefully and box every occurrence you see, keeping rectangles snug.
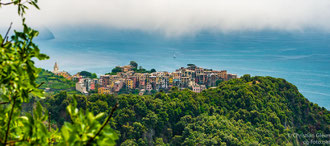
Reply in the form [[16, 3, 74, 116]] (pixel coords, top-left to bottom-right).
[[36, 101, 43, 119], [95, 113, 105, 120]]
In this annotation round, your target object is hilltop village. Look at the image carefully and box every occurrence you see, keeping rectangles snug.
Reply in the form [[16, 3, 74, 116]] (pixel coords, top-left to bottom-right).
[[52, 62, 238, 95]]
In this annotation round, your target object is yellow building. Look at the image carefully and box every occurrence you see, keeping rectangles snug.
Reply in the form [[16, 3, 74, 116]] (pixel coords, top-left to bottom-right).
[[109, 80, 115, 88], [126, 79, 134, 89], [169, 77, 173, 84], [98, 87, 111, 94]]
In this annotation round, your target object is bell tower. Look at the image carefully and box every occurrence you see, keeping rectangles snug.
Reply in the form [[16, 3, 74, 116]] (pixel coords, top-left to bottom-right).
[[53, 62, 59, 73]]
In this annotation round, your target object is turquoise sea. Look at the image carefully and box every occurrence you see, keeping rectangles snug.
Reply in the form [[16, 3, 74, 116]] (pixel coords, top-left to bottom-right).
[[35, 27, 330, 109]]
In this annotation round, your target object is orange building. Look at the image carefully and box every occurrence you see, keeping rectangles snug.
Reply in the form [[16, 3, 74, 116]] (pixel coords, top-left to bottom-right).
[[98, 87, 111, 94]]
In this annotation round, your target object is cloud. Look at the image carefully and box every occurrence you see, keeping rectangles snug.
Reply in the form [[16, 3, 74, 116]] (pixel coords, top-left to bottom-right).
[[1, 0, 330, 36]]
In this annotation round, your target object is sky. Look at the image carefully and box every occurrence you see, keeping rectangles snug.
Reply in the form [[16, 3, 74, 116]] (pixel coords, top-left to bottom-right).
[[1, 0, 330, 36]]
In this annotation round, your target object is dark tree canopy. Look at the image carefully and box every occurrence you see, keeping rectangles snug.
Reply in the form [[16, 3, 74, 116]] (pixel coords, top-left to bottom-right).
[[215, 79, 223, 86], [130, 61, 138, 69], [79, 71, 92, 77], [150, 68, 156, 73], [187, 64, 196, 67], [112, 67, 122, 73], [41, 75, 330, 145], [91, 73, 97, 78]]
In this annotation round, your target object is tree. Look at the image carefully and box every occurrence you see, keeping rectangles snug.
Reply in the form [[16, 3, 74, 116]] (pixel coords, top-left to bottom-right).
[[150, 89, 157, 94], [121, 139, 138, 146], [91, 73, 97, 78], [215, 79, 223, 86], [130, 61, 138, 69], [132, 89, 140, 94], [154, 138, 165, 145], [0, 1, 118, 145], [150, 68, 156, 73], [241, 74, 251, 82], [79, 71, 92, 77], [0, 1, 49, 144], [187, 64, 196, 67], [112, 67, 122, 74], [40, 75, 329, 145]]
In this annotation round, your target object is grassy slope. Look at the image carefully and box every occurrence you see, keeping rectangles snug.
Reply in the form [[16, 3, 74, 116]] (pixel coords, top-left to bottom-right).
[[36, 69, 78, 95]]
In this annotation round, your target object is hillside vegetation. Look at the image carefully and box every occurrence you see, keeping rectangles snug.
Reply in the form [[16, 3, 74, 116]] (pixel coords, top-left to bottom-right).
[[36, 69, 77, 95], [43, 75, 330, 145]]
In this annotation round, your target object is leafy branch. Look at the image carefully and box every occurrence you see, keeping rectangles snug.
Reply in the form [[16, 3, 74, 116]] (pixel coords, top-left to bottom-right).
[[0, 82, 45, 105], [0, 0, 39, 19], [0, 0, 119, 145], [86, 103, 119, 145], [1, 22, 12, 46], [0, 1, 14, 5], [4, 94, 17, 145]]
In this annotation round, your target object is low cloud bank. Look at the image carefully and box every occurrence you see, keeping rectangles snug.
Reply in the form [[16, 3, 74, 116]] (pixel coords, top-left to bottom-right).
[[1, 0, 330, 36]]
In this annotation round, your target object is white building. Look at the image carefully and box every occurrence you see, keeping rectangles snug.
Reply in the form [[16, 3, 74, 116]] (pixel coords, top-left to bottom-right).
[[76, 78, 88, 95]]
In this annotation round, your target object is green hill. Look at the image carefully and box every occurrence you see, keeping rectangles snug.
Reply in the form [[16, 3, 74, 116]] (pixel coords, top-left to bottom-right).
[[36, 69, 78, 95], [43, 75, 329, 145]]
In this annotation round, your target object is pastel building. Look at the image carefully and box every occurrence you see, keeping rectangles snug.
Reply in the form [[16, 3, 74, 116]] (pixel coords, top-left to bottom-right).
[[126, 79, 134, 89], [114, 80, 124, 92], [192, 83, 206, 93], [98, 87, 111, 94]]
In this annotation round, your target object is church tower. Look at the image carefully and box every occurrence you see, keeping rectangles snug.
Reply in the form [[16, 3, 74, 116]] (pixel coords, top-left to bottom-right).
[[53, 62, 59, 73]]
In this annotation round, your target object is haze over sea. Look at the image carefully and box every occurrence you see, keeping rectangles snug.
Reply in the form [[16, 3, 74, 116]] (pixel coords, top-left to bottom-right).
[[34, 28, 330, 109], [1, 0, 330, 109]]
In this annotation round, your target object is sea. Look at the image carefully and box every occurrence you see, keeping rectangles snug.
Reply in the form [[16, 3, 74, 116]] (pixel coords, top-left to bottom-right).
[[34, 27, 330, 109]]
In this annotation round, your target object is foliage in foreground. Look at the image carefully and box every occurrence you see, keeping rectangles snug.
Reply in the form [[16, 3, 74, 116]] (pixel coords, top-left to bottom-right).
[[0, 23, 117, 145], [0, 1, 117, 145], [44, 75, 330, 145]]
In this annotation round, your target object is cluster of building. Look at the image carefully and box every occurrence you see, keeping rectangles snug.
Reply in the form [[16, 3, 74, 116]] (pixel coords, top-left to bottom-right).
[[52, 63, 238, 95], [97, 64, 237, 95]]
